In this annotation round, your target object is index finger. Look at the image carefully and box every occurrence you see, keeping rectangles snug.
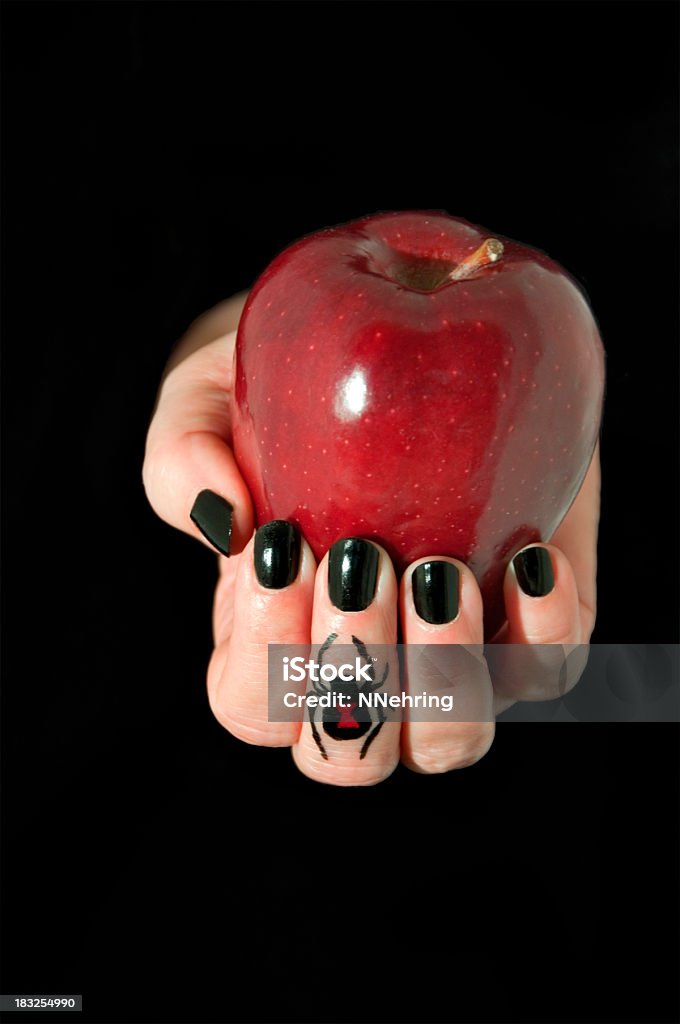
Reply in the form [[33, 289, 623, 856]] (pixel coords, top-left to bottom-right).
[[142, 297, 254, 555]]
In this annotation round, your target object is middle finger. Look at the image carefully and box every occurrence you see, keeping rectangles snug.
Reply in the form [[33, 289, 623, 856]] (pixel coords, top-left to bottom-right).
[[293, 539, 401, 786]]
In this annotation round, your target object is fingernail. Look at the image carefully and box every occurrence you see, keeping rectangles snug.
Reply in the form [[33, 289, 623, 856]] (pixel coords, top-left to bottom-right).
[[512, 546, 555, 597], [254, 520, 301, 589], [412, 561, 460, 624], [328, 538, 379, 612], [190, 490, 233, 556]]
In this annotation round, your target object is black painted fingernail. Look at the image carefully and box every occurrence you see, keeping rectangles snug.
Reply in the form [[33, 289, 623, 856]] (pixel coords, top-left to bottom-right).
[[513, 546, 555, 597], [254, 520, 301, 589], [412, 561, 460, 624], [328, 538, 379, 612], [190, 490, 233, 556]]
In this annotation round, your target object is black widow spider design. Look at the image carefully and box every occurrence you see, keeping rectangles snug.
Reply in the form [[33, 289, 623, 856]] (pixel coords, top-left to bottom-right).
[[308, 632, 390, 761]]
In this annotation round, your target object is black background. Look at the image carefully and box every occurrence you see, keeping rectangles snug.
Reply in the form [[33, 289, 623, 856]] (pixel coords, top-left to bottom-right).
[[1, 3, 679, 1023]]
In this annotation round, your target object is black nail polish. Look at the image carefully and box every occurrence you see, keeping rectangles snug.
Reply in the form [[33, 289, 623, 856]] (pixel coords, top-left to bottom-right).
[[328, 538, 379, 612], [190, 490, 233, 556], [412, 561, 460, 624], [513, 546, 555, 597], [254, 520, 301, 589]]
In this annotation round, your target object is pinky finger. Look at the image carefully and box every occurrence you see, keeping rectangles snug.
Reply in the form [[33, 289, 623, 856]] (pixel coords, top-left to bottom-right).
[[490, 544, 587, 702]]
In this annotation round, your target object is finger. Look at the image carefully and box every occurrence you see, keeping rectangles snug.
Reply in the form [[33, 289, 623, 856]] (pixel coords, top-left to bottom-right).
[[550, 440, 601, 640], [489, 543, 586, 702], [399, 558, 494, 774], [143, 330, 254, 554], [293, 540, 400, 787], [489, 443, 600, 713], [207, 522, 316, 746]]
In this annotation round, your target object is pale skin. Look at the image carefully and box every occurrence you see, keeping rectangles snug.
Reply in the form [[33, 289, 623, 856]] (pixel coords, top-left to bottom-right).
[[143, 293, 600, 786]]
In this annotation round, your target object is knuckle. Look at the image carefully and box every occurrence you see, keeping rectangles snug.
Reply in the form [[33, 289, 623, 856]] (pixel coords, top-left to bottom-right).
[[142, 437, 186, 525], [206, 672, 294, 748], [496, 644, 590, 700], [294, 749, 398, 788], [522, 622, 578, 646], [207, 689, 288, 747], [410, 722, 495, 773], [206, 677, 251, 738], [141, 440, 169, 517], [579, 596, 597, 642], [140, 445, 155, 503], [559, 644, 591, 695]]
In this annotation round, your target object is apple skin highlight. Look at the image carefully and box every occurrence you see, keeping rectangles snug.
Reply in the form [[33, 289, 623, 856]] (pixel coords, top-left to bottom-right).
[[232, 211, 605, 639]]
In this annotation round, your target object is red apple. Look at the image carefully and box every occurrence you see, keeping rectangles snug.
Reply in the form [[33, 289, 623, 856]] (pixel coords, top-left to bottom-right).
[[232, 211, 604, 638]]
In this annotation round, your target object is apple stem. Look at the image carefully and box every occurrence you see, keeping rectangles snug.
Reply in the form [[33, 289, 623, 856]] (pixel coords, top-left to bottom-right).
[[449, 238, 504, 281]]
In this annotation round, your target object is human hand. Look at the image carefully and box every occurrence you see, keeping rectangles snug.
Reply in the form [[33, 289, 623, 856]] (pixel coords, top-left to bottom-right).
[[144, 296, 600, 785]]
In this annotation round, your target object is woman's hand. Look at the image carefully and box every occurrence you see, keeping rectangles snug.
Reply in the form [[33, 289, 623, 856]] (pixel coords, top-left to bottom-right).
[[143, 297, 600, 785]]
